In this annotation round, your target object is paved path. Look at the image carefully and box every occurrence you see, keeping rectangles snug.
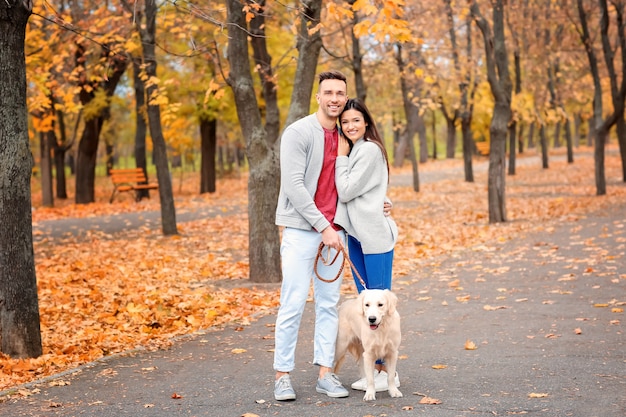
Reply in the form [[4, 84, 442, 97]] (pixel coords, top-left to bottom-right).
[[4, 199, 625, 416]]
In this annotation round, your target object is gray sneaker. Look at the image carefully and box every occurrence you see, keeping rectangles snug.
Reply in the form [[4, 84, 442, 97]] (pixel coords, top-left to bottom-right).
[[274, 375, 296, 401], [316, 373, 349, 398]]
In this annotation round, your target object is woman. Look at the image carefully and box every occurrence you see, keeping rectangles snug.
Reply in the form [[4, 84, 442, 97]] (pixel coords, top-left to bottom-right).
[[334, 98, 400, 392]]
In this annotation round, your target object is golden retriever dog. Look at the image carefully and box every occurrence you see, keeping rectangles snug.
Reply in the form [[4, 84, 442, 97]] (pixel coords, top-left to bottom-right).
[[334, 289, 402, 401]]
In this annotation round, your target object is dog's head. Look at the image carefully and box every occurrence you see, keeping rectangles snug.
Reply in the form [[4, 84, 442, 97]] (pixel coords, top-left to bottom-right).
[[359, 289, 398, 330]]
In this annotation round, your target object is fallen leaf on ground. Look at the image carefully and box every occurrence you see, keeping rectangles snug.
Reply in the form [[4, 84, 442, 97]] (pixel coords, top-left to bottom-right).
[[465, 340, 478, 350], [484, 304, 509, 311], [419, 396, 442, 405]]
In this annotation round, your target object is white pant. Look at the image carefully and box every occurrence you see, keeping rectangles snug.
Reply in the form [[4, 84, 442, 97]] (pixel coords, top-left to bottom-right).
[[273, 227, 345, 372]]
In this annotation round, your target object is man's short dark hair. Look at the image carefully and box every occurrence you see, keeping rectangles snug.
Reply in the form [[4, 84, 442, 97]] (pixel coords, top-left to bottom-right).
[[318, 70, 347, 85]]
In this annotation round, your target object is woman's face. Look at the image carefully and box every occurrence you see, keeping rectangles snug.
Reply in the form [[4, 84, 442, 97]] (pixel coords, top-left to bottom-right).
[[340, 109, 367, 143]]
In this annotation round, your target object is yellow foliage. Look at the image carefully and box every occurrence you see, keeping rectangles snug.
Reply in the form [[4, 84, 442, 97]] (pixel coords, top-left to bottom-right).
[[149, 92, 169, 107], [32, 115, 54, 133]]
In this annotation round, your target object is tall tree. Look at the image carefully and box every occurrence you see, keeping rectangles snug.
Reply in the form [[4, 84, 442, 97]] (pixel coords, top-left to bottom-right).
[[471, 0, 512, 223], [121, 0, 178, 234], [0, 0, 42, 358], [460, 11, 477, 182], [74, 42, 128, 203], [395, 43, 421, 192], [576, 0, 626, 195], [225, 0, 281, 282]]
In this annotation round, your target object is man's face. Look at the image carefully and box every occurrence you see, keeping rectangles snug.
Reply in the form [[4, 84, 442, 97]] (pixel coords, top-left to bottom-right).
[[316, 79, 348, 121]]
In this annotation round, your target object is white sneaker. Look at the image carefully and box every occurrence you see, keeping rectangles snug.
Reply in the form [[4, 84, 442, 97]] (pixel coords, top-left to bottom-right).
[[375, 371, 400, 391], [351, 370, 400, 392], [351, 369, 379, 391]]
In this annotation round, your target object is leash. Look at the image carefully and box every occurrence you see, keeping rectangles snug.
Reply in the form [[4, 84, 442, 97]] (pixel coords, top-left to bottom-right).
[[314, 242, 368, 290]]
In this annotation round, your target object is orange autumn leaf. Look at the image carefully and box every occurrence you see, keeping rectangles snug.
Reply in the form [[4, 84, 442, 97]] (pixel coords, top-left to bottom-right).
[[419, 396, 442, 405], [464, 340, 478, 350]]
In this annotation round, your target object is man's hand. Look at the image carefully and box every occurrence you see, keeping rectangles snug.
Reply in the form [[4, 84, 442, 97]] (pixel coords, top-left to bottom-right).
[[321, 226, 343, 251]]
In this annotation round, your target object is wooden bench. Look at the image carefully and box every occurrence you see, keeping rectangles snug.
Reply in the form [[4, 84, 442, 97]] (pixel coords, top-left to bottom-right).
[[109, 168, 159, 203], [475, 141, 490, 156]]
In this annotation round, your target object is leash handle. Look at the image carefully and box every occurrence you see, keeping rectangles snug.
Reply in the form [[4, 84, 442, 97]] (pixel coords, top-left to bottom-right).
[[314, 242, 368, 290]]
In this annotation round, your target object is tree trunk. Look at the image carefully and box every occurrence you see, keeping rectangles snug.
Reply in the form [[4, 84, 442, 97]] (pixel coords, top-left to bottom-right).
[[565, 118, 574, 163], [540, 124, 549, 169], [40, 131, 54, 207], [528, 121, 535, 148], [507, 122, 516, 175], [75, 117, 102, 203], [488, 101, 509, 223], [53, 107, 79, 199], [227, 0, 284, 282], [573, 113, 581, 147], [594, 126, 607, 195], [53, 145, 68, 199], [617, 115, 626, 182], [0, 0, 42, 358], [52, 110, 68, 199], [200, 117, 217, 194], [445, 118, 456, 159], [74, 43, 127, 204], [417, 113, 428, 163], [462, 115, 474, 182], [461, 10, 475, 182], [432, 112, 437, 160], [395, 43, 420, 191], [472, 0, 512, 223], [105, 142, 114, 175], [554, 122, 562, 148], [587, 119, 594, 147], [132, 58, 151, 201], [577, 0, 624, 196], [142, 0, 177, 235], [348, 4, 367, 103]]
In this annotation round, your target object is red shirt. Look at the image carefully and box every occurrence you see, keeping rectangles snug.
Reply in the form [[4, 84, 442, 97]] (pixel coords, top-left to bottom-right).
[[314, 127, 339, 230]]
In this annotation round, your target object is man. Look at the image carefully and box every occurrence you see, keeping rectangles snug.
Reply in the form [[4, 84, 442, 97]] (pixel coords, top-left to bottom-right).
[[273, 70, 350, 400]]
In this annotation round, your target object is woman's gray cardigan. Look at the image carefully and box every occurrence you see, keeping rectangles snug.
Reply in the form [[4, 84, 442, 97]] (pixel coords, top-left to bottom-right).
[[334, 138, 398, 254]]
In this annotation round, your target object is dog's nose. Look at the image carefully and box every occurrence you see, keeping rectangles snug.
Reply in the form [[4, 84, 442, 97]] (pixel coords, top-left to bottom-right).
[[368, 316, 377, 324]]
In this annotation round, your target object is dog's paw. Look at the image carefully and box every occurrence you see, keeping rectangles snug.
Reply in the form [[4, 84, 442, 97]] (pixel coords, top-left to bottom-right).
[[388, 387, 403, 398], [363, 389, 376, 401]]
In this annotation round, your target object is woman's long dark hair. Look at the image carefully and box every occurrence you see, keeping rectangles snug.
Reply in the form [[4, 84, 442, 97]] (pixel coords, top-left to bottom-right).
[[340, 98, 390, 177]]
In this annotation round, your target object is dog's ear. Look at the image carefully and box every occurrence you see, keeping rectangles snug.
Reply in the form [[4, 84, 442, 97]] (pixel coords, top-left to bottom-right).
[[358, 291, 366, 315], [385, 290, 398, 315]]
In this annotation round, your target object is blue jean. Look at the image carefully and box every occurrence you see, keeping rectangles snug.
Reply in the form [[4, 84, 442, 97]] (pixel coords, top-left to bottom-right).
[[347, 235, 395, 366], [347, 235, 394, 293], [273, 227, 346, 372]]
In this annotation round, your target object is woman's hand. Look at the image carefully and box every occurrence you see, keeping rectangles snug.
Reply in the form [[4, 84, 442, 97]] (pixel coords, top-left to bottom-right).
[[338, 134, 351, 157]]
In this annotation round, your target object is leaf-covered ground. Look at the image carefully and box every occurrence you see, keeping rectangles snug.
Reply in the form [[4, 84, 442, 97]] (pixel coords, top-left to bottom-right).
[[1, 147, 624, 392]]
